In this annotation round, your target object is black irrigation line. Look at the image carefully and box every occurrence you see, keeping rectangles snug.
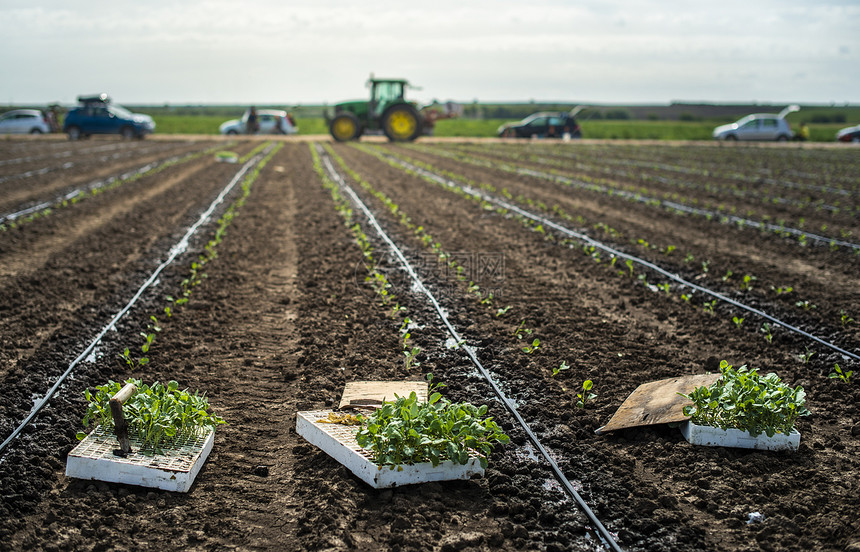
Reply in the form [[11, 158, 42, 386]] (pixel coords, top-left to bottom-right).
[[317, 146, 625, 552], [0, 148, 272, 457], [0, 142, 132, 167], [380, 151, 860, 364], [0, 143, 224, 225], [0, 142, 183, 185], [540, 146, 859, 198], [532, 153, 847, 214], [421, 146, 860, 252]]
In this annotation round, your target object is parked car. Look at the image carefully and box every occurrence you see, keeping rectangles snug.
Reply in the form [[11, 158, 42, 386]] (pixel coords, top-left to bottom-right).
[[836, 124, 860, 143], [219, 109, 298, 135], [498, 111, 582, 139], [63, 95, 155, 140], [0, 109, 52, 134], [712, 105, 799, 142]]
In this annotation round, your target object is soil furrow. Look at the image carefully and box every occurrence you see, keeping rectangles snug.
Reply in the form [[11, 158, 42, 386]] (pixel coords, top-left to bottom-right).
[[393, 144, 860, 346], [0, 138, 856, 552]]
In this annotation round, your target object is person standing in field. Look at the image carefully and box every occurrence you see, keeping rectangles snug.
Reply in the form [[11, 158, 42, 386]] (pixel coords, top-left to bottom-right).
[[47, 104, 61, 133], [246, 107, 259, 135]]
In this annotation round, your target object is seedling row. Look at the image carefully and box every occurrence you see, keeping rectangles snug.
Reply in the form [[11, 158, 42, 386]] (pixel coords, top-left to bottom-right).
[[0, 139, 856, 552]]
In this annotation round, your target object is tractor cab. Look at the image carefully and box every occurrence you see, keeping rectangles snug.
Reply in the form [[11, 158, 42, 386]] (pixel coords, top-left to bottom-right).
[[369, 79, 408, 118]]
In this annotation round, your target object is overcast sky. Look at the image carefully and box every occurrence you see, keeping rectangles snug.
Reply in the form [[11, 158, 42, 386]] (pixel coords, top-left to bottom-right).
[[1, 0, 857, 106]]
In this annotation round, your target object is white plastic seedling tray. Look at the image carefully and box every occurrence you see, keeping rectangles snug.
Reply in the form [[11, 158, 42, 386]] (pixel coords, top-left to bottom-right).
[[66, 426, 215, 492], [296, 410, 484, 488], [681, 421, 800, 452]]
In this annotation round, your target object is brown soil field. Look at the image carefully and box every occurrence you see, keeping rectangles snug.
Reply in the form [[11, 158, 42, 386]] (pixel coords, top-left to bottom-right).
[[0, 136, 857, 552]]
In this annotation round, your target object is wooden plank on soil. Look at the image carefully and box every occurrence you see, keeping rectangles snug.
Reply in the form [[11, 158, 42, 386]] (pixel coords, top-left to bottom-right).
[[339, 381, 428, 410], [595, 373, 720, 434]]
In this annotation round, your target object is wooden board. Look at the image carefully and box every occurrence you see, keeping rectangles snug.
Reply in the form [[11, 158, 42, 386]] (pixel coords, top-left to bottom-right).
[[338, 381, 428, 410], [595, 373, 720, 434]]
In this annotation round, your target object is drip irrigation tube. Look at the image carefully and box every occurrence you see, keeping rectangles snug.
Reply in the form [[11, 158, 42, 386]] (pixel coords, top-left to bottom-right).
[[319, 147, 625, 552], [0, 143, 174, 185], [0, 144, 222, 225], [415, 147, 860, 251], [384, 153, 860, 364], [1, 162, 158, 223], [0, 143, 124, 167], [0, 148, 272, 457], [589, 156, 855, 198], [514, 167, 860, 251]]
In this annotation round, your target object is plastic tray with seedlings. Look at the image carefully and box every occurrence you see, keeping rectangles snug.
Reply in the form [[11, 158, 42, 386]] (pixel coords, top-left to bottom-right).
[[678, 360, 809, 451], [66, 379, 225, 492], [297, 379, 509, 488]]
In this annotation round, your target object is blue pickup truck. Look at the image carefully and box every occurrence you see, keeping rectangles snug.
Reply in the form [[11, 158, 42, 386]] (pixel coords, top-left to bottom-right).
[[63, 94, 155, 140]]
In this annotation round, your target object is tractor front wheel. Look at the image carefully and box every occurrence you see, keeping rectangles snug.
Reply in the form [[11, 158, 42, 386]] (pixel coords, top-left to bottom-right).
[[382, 105, 423, 142], [330, 112, 361, 142]]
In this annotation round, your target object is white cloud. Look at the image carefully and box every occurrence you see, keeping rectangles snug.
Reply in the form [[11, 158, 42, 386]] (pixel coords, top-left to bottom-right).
[[0, 0, 857, 104]]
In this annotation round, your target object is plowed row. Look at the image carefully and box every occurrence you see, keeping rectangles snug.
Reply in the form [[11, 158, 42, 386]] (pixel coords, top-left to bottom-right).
[[0, 138, 857, 552]]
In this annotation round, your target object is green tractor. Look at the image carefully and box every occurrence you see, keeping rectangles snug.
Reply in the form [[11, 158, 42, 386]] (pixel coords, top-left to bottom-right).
[[326, 77, 426, 142]]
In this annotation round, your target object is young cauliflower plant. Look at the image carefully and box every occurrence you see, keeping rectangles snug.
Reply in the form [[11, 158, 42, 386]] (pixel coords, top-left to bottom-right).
[[355, 379, 510, 470], [77, 379, 226, 454], [680, 360, 809, 438]]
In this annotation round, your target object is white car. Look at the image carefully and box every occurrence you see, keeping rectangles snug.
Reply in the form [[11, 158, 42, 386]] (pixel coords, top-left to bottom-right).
[[713, 105, 799, 142], [219, 109, 298, 135], [0, 109, 52, 134]]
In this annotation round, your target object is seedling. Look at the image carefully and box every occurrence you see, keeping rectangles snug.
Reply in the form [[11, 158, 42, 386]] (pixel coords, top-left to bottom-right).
[[355, 376, 509, 469], [404, 346, 421, 371], [703, 300, 717, 315], [701, 260, 710, 273], [680, 360, 809, 438], [684, 253, 695, 264], [399, 317, 412, 333], [522, 338, 541, 354], [798, 347, 815, 364], [495, 305, 512, 318], [77, 379, 226, 454], [657, 282, 671, 295], [552, 361, 570, 377], [795, 300, 816, 311], [575, 380, 596, 409], [732, 316, 744, 329], [513, 321, 533, 340], [772, 286, 793, 295], [721, 270, 733, 282], [625, 259, 635, 277], [760, 323, 774, 344], [829, 363, 852, 384], [389, 302, 406, 319], [840, 310, 854, 328], [739, 274, 757, 291]]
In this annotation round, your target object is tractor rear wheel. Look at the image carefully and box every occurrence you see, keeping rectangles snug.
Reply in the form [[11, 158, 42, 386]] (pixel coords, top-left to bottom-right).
[[330, 112, 361, 142], [382, 104, 422, 142]]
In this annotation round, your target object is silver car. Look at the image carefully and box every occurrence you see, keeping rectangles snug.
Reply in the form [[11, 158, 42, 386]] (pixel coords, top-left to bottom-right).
[[219, 109, 298, 135], [713, 105, 799, 141], [0, 109, 52, 134]]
